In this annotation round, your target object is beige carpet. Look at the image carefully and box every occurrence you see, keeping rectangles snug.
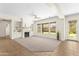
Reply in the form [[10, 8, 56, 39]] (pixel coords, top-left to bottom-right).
[[14, 36, 60, 52]]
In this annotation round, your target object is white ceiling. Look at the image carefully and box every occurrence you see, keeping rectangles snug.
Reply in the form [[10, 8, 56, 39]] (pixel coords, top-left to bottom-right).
[[0, 3, 57, 18], [0, 3, 79, 18], [57, 3, 79, 15], [0, 3, 79, 27]]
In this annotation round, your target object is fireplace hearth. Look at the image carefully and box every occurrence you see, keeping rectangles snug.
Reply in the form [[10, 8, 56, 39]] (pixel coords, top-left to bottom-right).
[[24, 32, 29, 37]]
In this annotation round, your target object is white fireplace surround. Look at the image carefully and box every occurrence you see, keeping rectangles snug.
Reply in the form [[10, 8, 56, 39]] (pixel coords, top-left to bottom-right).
[[22, 27, 33, 38]]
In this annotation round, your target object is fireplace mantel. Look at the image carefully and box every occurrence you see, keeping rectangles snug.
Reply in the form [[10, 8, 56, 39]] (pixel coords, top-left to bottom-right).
[[23, 27, 31, 38]]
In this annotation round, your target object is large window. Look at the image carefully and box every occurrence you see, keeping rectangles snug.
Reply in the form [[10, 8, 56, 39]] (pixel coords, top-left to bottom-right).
[[69, 20, 77, 37], [42, 23, 49, 33], [37, 22, 56, 34], [50, 22, 56, 33], [37, 24, 41, 33]]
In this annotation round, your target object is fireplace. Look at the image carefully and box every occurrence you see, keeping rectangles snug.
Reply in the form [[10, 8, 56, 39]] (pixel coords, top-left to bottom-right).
[[24, 32, 29, 37]]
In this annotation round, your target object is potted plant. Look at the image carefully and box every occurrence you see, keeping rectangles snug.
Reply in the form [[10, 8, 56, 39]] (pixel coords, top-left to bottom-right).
[[57, 31, 59, 40]]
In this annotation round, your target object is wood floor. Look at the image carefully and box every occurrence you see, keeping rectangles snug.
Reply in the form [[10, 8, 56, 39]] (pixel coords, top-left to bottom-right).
[[0, 37, 79, 56], [52, 40, 79, 56], [34, 40, 79, 56], [0, 37, 34, 56]]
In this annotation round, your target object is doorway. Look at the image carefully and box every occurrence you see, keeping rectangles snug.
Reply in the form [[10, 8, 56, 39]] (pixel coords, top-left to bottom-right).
[[5, 21, 11, 39], [0, 20, 11, 39], [68, 20, 77, 40]]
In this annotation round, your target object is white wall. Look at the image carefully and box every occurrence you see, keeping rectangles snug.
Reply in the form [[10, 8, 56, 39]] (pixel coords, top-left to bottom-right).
[[6, 23, 10, 35], [11, 17, 22, 39], [0, 16, 22, 39], [0, 3, 79, 40], [57, 18, 65, 41], [65, 14, 79, 40], [32, 17, 65, 40], [0, 21, 6, 37]]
